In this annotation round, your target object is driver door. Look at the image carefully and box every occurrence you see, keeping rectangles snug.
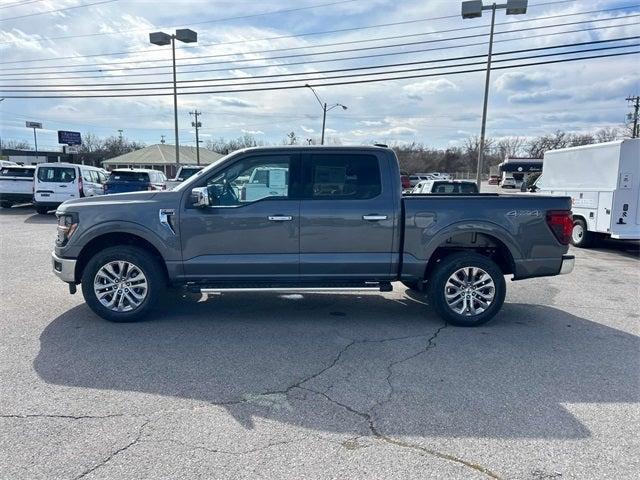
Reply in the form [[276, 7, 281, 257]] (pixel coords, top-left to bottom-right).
[[179, 153, 301, 281]]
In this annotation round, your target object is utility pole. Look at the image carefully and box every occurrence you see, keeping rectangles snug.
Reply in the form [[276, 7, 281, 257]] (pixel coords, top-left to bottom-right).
[[627, 95, 640, 138], [118, 129, 123, 141], [190, 110, 202, 165]]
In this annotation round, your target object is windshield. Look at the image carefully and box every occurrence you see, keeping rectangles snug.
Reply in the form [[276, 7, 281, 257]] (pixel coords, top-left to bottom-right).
[[109, 171, 150, 182], [432, 182, 478, 193], [1, 167, 34, 178], [37, 166, 76, 183]]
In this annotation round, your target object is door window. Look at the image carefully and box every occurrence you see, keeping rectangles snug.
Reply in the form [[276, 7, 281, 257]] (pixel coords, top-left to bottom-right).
[[303, 154, 381, 200], [204, 155, 291, 207]]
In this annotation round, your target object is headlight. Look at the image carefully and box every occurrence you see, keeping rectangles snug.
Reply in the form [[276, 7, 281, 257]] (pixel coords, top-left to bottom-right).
[[56, 212, 79, 247]]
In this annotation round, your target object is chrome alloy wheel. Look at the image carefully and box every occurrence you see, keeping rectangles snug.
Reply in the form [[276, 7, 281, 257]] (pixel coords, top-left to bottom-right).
[[93, 260, 148, 312], [444, 266, 495, 316], [572, 223, 584, 244]]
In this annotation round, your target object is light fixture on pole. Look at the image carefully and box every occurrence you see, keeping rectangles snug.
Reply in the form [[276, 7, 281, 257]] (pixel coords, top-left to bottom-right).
[[25, 120, 42, 159], [305, 84, 347, 145], [190, 110, 203, 165], [150, 28, 198, 166], [461, 0, 527, 191]]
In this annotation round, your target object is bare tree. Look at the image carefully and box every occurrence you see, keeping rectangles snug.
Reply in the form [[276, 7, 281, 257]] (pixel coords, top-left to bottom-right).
[[3, 139, 31, 150]]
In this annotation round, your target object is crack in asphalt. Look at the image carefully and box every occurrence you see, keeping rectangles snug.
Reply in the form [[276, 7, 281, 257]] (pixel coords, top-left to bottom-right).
[[0, 413, 125, 420], [149, 438, 299, 457], [72, 418, 151, 480]]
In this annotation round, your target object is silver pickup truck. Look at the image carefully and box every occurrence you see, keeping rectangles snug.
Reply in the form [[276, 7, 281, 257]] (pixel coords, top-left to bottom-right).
[[52, 146, 574, 327]]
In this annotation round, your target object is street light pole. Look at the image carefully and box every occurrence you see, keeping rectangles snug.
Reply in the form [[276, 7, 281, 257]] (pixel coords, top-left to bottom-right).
[[461, 0, 528, 191], [321, 102, 327, 145], [476, 4, 496, 191], [171, 35, 179, 166], [150, 28, 198, 166], [305, 84, 347, 145]]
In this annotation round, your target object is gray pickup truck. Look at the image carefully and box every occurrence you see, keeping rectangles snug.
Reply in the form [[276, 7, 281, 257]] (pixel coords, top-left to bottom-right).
[[52, 146, 574, 327]]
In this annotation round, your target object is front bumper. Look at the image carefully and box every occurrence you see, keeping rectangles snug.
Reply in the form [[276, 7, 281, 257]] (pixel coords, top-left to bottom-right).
[[52, 251, 77, 283], [559, 254, 575, 275]]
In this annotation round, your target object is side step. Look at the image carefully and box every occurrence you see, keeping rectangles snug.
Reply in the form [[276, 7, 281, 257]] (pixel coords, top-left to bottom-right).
[[194, 281, 393, 294]]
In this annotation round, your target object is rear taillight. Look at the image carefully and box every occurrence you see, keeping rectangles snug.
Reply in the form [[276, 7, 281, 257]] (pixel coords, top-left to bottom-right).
[[78, 175, 84, 197], [546, 210, 573, 245], [147, 184, 155, 191]]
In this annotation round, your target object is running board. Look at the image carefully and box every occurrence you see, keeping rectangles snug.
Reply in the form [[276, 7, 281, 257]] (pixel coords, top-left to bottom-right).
[[197, 281, 393, 294]]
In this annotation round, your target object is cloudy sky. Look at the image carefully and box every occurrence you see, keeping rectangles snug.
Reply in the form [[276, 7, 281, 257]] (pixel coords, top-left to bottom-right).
[[0, 0, 638, 151]]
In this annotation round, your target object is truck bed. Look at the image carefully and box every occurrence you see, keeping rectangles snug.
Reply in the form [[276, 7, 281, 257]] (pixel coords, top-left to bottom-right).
[[400, 193, 572, 281]]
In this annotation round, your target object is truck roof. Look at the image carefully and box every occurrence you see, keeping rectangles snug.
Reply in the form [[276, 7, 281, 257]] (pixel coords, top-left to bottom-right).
[[234, 145, 394, 154]]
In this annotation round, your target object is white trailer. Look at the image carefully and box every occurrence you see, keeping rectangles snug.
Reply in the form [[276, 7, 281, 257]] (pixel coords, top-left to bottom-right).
[[538, 139, 640, 247]]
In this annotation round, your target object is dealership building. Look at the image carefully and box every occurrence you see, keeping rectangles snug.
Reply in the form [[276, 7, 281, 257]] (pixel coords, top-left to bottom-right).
[[102, 144, 224, 177]]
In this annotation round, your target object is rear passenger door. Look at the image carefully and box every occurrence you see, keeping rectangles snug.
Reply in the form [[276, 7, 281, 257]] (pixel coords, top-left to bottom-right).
[[299, 152, 395, 280]]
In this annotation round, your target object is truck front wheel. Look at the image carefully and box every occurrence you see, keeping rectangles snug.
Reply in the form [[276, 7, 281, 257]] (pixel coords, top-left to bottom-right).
[[571, 218, 594, 248], [427, 252, 506, 327], [81, 246, 165, 322]]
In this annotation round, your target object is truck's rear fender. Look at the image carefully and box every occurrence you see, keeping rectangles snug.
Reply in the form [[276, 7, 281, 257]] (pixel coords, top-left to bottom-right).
[[401, 220, 522, 283], [64, 221, 180, 284]]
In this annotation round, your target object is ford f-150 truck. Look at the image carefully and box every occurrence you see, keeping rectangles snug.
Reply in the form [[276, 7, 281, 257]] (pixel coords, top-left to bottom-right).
[[52, 146, 574, 327]]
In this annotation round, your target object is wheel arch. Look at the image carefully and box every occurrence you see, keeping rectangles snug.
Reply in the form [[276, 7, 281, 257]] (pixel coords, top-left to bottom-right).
[[422, 231, 517, 283], [75, 231, 169, 284]]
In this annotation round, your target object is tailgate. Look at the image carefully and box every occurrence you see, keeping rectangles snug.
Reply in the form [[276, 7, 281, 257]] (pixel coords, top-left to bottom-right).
[[0, 177, 33, 194], [105, 182, 148, 193]]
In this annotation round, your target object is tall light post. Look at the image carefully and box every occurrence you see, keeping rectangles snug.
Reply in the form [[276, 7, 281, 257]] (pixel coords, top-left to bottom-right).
[[462, 0, 527, 191], [305, 84, 347, 145], [150, 28, 198, 165]]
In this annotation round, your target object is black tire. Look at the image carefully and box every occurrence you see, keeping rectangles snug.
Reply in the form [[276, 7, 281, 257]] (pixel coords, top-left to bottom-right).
[[427, 252, 506, 327], [570, 218, 594, 248], [401, 280, 421, 291], [0, 201, 12, 209], [81, 246, 166, 322], [36, 206, 49, 214]]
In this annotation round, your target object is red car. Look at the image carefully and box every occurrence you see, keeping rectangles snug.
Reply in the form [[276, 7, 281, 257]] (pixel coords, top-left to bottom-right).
[[488, 175, 500, 185], [400, 175, 411, 190]]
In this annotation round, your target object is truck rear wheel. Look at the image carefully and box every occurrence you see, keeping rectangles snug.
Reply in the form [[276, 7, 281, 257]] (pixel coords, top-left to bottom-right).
[[427, 252, 506, 327], [0, 201, 12, 209], [81, 246, 165, 322], [36, 206, 49, 214], [571, 218, 594, 248]]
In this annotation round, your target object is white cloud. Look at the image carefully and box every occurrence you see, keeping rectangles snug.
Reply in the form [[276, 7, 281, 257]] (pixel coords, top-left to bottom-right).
[[508, 90, 573, 104], [241, 129, 264, 135], [403, 79, 459, 100], [300, 125, 314, 133]]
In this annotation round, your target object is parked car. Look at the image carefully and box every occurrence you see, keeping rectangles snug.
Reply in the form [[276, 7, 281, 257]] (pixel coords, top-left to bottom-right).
[[166, 165, 205, 190], [104, 169, 166, 194], [0, 165, 36, 208], [34, 163, 108, 214], [411, 179, 479, 194], [409, 175, 429, 187], [488, 175, 501, 185], [501, 177, 517, 189], [52, 146, 574, 327]]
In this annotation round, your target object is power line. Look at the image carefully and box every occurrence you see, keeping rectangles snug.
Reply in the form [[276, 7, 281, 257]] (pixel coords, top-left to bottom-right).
[[4, 22, 633, 89], [0, 0, 48, 10], [1, 49, 636, 99], [4, 4, 635, 74], [0, 0, 117, 22], [0, 0, 361, 41], [4, 38, 636, 93], [3, 18, 637, 82], [0, 0, 579, 59]]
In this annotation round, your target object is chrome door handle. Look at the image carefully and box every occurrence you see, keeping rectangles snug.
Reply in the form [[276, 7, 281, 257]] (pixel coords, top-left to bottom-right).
[[268, 215, 293, 221], [363, 215, 387, 221]]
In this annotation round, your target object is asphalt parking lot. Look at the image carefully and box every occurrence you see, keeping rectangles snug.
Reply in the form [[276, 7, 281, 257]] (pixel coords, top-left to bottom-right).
[[1, 205, 639, 480]]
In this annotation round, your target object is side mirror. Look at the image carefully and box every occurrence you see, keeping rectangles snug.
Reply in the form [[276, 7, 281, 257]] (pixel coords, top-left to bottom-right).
[[191, 187, 210, 208]]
